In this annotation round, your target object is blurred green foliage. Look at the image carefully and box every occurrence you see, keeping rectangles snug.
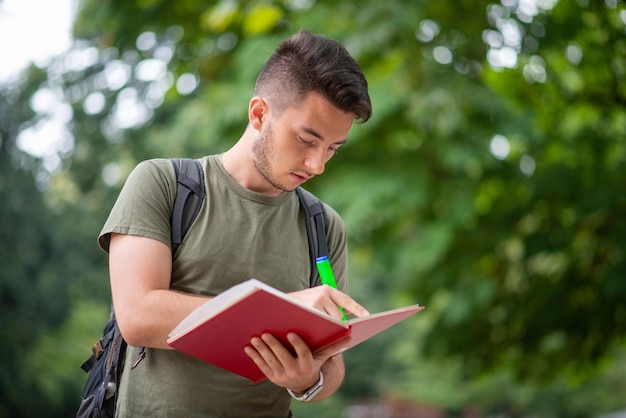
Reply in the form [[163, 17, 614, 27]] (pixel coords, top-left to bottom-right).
[[1, 0, 625, 416]]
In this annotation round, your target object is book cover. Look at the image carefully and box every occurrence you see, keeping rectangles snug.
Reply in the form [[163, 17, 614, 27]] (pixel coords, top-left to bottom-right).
[[167, 279, 423, 383]]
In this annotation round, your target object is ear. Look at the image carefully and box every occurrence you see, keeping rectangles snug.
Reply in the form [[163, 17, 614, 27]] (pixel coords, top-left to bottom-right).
[[248, 97, 268, 130]]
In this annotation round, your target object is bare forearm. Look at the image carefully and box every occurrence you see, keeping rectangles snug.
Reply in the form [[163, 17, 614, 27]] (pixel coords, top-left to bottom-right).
[[109, 233, 210, 349], [116, 289, 209, 349], [310, 354, 345, 402]]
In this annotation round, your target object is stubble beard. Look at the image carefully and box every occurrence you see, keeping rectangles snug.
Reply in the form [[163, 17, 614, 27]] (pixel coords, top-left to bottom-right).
[[252, 123, 295, 193]]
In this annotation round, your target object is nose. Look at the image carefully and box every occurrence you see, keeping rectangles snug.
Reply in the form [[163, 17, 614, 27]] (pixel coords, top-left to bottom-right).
[[304, 150, 326, 176]]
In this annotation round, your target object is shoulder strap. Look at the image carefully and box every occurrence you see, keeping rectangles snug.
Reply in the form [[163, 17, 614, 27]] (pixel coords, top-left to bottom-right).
[[296, 187, 329, 288], [170, 158, 206, 253], [125, 158, 206, 371], [82, 159, 206, 376]]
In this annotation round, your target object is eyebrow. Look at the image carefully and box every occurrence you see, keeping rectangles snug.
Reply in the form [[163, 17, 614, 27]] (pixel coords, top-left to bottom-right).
[[300, 126, 348, 145]]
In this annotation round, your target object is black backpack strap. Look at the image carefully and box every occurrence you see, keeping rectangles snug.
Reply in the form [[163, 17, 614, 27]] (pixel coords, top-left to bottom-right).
[[77, 314, 127, 418], [296, 187, 329, 288], [130, 158, 206, 370], [170, 158, 206, 253], [79, 158, 208, 414]]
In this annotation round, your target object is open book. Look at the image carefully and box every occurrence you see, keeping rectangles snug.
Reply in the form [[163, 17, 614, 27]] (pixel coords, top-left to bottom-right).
[[167, 279, 424, 383]]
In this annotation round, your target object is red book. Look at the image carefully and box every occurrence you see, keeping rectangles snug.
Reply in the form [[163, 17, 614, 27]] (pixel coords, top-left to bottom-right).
[[167, 279, 424, 383]]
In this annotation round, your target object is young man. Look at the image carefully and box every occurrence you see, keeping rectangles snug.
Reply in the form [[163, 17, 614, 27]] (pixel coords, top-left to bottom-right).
[[98, 30, 372, 417]]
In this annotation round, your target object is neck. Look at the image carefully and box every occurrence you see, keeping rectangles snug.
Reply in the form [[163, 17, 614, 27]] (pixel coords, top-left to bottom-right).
[[220, 133, 283, 197]]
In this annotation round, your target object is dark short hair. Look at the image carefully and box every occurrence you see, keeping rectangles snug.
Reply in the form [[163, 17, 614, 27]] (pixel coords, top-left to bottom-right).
[[254, 30, 372, 123]]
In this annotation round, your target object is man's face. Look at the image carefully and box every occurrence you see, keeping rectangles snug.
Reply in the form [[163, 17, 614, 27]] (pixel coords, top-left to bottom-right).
[[252, 91, 354, 193]]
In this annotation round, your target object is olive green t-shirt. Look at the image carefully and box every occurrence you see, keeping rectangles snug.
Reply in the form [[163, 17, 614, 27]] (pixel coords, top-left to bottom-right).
[[98, 155, 348, 418]]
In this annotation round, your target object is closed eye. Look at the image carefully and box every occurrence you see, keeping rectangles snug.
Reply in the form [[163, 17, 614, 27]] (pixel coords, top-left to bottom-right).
[[299, 136, 315, 146]]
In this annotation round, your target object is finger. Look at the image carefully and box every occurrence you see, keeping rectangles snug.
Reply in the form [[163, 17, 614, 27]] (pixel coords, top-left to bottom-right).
[[248, 334, 317, 388], [286, 333, 315, 363], [323, 302, 346, 321], [260, 333, 295, 365], [245, 336, 273, 364], [287, 332, 340, 366], [327, 288, 369, 317], [314, 334, 353, 358], [261, 334, 307, 375], [244, 339, 271, 373]]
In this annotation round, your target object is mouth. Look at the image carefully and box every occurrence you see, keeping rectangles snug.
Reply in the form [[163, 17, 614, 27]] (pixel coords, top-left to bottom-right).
[[291, 173, 311, 184]]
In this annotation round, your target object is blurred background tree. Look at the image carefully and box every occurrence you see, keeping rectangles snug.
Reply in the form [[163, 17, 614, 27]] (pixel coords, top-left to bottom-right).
[[1, 0, 625, 416]]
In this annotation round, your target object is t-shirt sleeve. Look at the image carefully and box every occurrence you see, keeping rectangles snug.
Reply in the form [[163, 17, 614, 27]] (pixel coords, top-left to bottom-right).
[[98, 159, 177, 253]]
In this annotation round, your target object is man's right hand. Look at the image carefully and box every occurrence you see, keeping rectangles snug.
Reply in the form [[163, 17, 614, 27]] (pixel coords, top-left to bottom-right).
[[287, 285, 369, 321]]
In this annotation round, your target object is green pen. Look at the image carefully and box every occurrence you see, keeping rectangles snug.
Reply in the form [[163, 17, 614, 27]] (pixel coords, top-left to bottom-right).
[[316, 256, 347, 322]]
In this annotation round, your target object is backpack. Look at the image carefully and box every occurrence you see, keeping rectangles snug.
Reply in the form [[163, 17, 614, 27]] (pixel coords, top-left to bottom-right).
[[77, 158, 329, 418]]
